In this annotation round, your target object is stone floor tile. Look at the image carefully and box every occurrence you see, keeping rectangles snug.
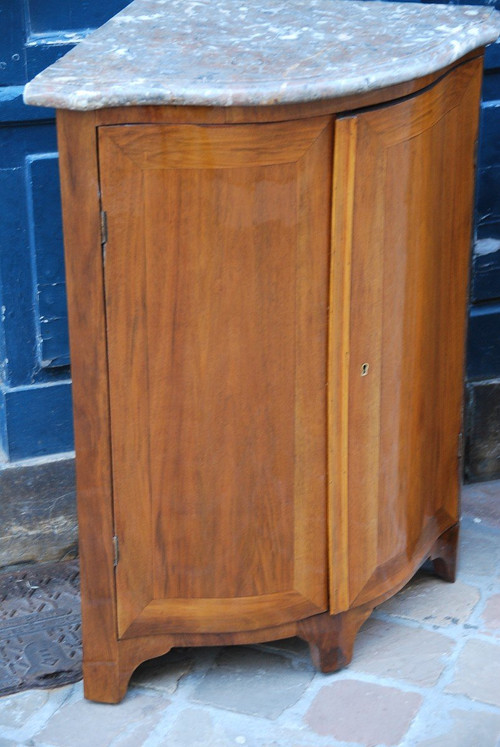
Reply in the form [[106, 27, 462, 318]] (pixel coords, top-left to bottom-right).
[[445, 638, 500, 707], [0, 685, 72, 737], [481, 593, 500, 636], [256, 637, 311, 659], [459, 519, 500, 579], [378, 573, 480, 626], [161, 707, 239, 747], [351, 617, 455, 686], [130, 649, 193, 694], [305, 679, 422, 746], [0, 689, 54, 729], [415, 708, 500, 747], [32, 690, 169, 747], [260, 735, 330, 747], [461, 480, 500, 529], [191, 646, 313, 719]]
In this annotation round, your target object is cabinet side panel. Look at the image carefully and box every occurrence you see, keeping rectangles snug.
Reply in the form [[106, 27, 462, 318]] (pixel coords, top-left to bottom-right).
[[56, 111, 118, 661], [330, 59, 483, 610]]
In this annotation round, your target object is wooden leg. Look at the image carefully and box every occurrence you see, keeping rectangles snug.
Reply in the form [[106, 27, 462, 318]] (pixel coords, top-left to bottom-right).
[[297, 606, 373, 673], [82, 641, 176, 703], [82, 661, 131, 704], [429, 523, 459, 583]]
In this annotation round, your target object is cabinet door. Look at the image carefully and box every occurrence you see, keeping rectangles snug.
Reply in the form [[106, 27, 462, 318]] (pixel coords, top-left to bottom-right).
[[329, 59, 482, 611], [98, 117, 332, 639]]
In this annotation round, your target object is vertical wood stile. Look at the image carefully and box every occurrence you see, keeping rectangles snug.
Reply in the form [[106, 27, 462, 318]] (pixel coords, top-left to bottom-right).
[[329, 116, 357, 613], [56, 110, 121, 700]]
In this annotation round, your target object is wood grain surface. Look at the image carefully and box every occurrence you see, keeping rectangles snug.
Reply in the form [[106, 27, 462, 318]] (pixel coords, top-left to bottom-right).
[[329, 57, 482, 609], [57, 55, 483, 703], [57, 110, 119, 671], [98, 117, 333, 639]]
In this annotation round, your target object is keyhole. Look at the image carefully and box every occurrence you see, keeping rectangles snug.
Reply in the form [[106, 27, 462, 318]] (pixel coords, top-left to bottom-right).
[[361, 363, 369, 376]]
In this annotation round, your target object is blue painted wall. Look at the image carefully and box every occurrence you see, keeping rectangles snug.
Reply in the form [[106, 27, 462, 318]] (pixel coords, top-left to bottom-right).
[[469, 40, 500, 380], [0, 1, 130, 462], [1, 0, 499, 469]]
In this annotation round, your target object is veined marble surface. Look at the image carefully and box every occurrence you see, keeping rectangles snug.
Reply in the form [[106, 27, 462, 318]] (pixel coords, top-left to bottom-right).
[[24, 0, 500, 110]]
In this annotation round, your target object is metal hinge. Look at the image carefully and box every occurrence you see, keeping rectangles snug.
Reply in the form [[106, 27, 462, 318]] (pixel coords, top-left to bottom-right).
[[113, 535, 119, 567], [100, 210, 108, 251], [458, 432, 464, 459]]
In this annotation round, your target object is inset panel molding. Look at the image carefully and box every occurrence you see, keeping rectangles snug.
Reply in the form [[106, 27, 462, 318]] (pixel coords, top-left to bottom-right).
[[25, 153, 69, 369]]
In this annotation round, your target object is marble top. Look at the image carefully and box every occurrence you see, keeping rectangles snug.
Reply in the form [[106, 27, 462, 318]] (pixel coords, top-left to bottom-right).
[[24, 0, 500, 110]]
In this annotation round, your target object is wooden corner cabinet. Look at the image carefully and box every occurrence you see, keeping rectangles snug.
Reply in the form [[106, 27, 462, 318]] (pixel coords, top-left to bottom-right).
[[53, 54, 482, 703]]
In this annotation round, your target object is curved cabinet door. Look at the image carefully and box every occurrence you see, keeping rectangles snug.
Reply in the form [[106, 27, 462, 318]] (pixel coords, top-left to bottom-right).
[[329, 58, 483, 611], [98, 117, 333, 639]]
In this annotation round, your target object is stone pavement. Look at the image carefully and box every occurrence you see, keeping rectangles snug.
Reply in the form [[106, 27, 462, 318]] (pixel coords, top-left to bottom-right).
[[0, 481, 499, 747]]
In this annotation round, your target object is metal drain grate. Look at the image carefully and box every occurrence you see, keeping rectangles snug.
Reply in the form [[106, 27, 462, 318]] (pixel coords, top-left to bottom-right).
[[0, 560, 82, 696]]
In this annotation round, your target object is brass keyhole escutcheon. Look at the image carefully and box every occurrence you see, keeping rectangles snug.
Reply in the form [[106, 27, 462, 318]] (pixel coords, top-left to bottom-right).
[[361, 363, 369, 376]]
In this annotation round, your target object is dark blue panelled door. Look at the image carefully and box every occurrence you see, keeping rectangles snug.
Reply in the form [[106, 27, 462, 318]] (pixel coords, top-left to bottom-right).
[[466, 35, 500, 480], [0, 1, 129, 462], [470, 38, 500, 379]]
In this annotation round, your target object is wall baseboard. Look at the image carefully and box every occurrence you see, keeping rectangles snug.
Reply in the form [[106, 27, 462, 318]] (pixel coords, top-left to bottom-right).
[[465, 379, 500, 483], [0, 456, 77, 570]]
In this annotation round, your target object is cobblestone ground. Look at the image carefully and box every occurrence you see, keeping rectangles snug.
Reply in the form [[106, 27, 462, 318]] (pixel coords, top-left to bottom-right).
[[0, 481, 499, 747]]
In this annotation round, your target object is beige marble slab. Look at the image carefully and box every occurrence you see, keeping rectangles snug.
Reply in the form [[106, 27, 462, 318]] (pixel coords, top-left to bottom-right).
[[24, 0, 500, 110]]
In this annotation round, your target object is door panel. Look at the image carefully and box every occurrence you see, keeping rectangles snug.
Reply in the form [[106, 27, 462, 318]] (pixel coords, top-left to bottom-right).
[[99, 117, 333, 638], [330, 59, 483, 610]]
